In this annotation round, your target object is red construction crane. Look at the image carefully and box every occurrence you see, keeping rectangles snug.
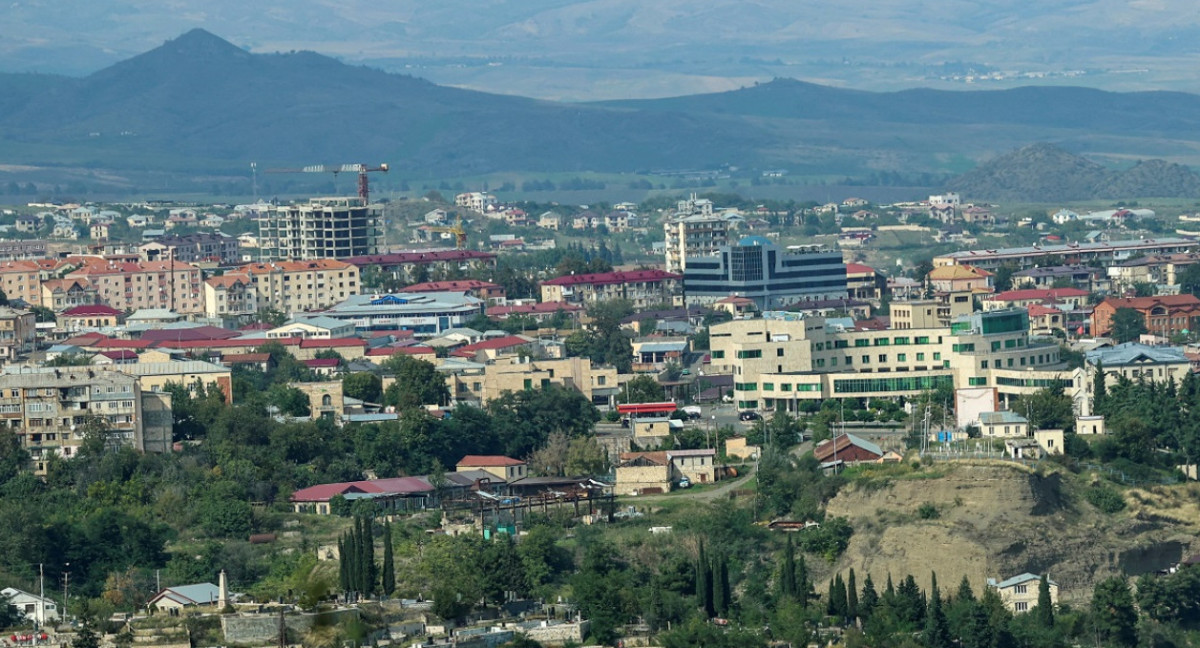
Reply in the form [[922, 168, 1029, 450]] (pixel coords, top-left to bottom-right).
[[266, 163, 389, 204]]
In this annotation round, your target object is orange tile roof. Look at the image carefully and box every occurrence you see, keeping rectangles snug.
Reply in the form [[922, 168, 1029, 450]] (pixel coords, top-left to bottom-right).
[[237, 259, 355, 274]]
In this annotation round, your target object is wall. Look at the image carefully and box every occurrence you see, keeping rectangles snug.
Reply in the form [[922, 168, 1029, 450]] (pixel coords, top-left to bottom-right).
[[221, 608, 360, 644]]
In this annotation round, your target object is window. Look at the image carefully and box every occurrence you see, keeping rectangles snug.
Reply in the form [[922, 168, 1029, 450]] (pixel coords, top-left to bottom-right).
[[991, 341, 1002, 351], [933, 353, 941, 360], [874, 338, 889, 346], [1014, 602, 1028, 612], [969, 377, 987, 386], [878, 354, 887, 363], [893, 337, 910, 345], [897, 354, 906, 362], [917, 353, 925, 361], [915, 336, 930, 344], [763, 383, 774, 391], [777, 348, 785, 357], [737, 349, 763, 359], [862, 355, 870, 364], [1014, 585, 1028, 595], [855, 339, 870, 347], [711, 350, 725, 359]]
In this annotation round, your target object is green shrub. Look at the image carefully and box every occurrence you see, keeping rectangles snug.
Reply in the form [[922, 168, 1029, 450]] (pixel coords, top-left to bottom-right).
[[1085, 484, 1126, 513], [917, 502, 940, 519]]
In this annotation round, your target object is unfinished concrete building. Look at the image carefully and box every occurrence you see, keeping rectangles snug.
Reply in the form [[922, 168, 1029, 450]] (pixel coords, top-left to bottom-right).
[[256, 197, 380, 260]]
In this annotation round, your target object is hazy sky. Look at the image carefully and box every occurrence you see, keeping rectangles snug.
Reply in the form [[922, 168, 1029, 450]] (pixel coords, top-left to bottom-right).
[[5, 0, 1200, 99]]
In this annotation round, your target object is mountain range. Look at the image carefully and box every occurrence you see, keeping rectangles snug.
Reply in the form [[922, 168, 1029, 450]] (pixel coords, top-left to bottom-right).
[[4, 29, 1200, 200], [6, 0, 1200, 100]]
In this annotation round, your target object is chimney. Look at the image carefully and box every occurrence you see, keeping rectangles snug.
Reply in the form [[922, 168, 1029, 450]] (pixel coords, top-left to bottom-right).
[[218, 569, 228, 609]]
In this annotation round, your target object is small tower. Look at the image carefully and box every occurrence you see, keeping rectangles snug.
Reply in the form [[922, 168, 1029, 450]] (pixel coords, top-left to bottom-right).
[[218, 569, 228, 609]]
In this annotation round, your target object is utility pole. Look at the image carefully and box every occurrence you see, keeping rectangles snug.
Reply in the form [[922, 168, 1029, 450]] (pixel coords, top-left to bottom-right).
[[62, 564, 69, 624], [38, 563, 44, 627]]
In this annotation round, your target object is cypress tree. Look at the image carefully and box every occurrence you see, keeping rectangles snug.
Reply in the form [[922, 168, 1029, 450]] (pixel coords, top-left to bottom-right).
[[382, 522, 395, 596], [780, 535, 796, 598], [859, 573, 878, 621], [338, 535, 349, 592], [719, 554, 731, 615], [827, 578, 837, 616], [796, 554, 810, 608], [696, 540, 714, 617], [362, 516, 377, 596], [1093, 360, 1107, 414], [1035, 574, 1054, 628], [712, 554, 729, 617], [847, 568, 859, 621], [923, 573, 951, 648]]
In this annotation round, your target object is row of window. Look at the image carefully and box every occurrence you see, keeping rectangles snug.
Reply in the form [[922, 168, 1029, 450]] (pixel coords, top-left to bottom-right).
[[832, 375, 955, 394]]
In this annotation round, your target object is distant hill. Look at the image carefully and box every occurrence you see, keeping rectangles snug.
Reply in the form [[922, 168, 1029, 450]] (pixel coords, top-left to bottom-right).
[[944, 143, 1200, 201], [0, 29, 770, 176], [6, 31, 1200, 193]]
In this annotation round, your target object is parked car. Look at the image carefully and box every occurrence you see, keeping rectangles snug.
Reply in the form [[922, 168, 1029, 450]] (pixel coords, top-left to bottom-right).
[[739, 411, 761, 421], [678, 477, 691, 489]]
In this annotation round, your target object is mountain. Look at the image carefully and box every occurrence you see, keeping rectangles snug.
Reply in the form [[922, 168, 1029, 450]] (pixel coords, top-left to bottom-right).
[[944, 144, 1200, 201], [0, 29, 769, 176], [6, 30, 1200, 198], [6, 1, 1200, 99]]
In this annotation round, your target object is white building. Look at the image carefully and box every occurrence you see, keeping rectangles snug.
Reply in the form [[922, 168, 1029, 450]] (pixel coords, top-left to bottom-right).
[[1, 587, 59, 624]]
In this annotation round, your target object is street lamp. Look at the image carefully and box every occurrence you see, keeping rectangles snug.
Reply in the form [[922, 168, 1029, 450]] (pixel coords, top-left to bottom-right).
[[63, 563, 70, 624]]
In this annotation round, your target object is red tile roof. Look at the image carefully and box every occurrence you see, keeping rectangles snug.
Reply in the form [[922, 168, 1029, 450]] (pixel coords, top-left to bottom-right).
[[990, 287, 1088, 302], [61, 305, 122, 317], [401, 280, 500, 292], [457, 455, 525, 468], [542, 269, 681, 287], [1100, 294, 1200, 309], [63, 332, 109, 346], [222, 353, 271, 364], [845, 263, 877, 275], [99, 350, 137, 360], [141, 326, 240, 342], [304, 358, 341, 368], [450, 335, 531, 357], [366, 345, 435, 357], [1027, 304, 1063, 317], [94, 338, 154, 349]]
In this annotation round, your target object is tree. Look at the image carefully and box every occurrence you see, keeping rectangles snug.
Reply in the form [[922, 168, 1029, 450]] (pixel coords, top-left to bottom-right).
[[343, 373, 383, 403], [1090, 577, 1137, 647], [1010, 385, 1074, 432], [72, 622, 100, 648], [1093, 359, 1107, 414], [923, 573, 951, 648], [858, 573, 878, 621], [1109, 307, 1147, 343], [565, 435, 609, 476], [779, 535, 797, 599], [30, 306, 55, 323], [381, 355, 449, 410], [0, 592, 20, 629], [1131, 281, 1157, 297], [1180, 262, 1200, 297], [847, 568, 859, 621], [619, 375, 666, 404], [712, 554, 729, 617], [381, 523, 395, 596], [696, 540, 713, 618], [1034, 574, 1054, 628]]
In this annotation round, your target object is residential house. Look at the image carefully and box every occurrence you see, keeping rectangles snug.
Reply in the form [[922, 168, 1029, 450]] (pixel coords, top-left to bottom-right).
[[813, 433, 884, 465], [41, 277, 99, 311], [203, 273, 258, 319], [982, 288, 1089, 312], [148, 583, 221, 611], [979, 411, 1029, 438], [1084, 343, 1192, 394], [456, 455, 528, 482], [927, 264, 992, 293], [0, 587, 59, 624], [60, 304, 123, 332], [614, 449, 717, 495], [0, 307, 36, 362], [267, 316, 356, 340], [237, 259, 360, 314], [986, 574, 1057, 614]]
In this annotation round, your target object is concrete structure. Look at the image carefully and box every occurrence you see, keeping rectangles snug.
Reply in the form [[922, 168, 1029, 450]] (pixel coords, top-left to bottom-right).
[[442, 355, 617, 407], [710, 309, 1074, 412], [401, 280, 506, 304], [323, 292, 484, 336], [237, 259, 360, 314], [934, 238, 1195, 271], [682, 237, 848, 309], [0, 587, 59, 624], [927, 264, 992, 293], [456, 455, 528, 482], [846, 263, 886, 301], [122, 360, 233, 404], [0, 307, 36, 362], [982, 288, 1089, 312], [986, 573, 1057, 614], [267, 316, 356, 340], [255, 197, 380, 260], [0, 367, 173, 473], [541, 270, 682, 310], [1076, 415, 1106, 435], [1035, 428, 1064, 455], [890, 293, 974, 329], [1091, 294, 1200, 339]]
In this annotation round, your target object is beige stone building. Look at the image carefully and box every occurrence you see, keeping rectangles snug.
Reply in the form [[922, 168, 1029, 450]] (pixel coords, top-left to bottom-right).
[[987, 574, 1057, 614], [710, 309, 1078, 412], [442, 355, 618, 407], [0, 367, 173, 473], [237, 259, 360, 314], [456, 455, 528, 481], [292, 381, 344, 420], [65, 258, 205, 314], [614, 449, 717, 495], [125, 359, 233, 404]]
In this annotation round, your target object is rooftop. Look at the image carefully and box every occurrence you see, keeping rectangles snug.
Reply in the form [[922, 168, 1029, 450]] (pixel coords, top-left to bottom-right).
[[542, 269, 681, 287], [1085, 342, 1188, 367]]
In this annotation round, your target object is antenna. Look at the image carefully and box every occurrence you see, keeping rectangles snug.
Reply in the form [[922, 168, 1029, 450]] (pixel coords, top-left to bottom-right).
[[251, 162, 258, 201]]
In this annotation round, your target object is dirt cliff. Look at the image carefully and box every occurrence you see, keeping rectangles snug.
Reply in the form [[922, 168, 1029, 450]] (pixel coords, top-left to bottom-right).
[[822, 460, 1199, 601]]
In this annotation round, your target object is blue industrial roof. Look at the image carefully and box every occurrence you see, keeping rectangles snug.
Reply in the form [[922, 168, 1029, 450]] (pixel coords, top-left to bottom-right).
[[1085, 342, 1187, 367]]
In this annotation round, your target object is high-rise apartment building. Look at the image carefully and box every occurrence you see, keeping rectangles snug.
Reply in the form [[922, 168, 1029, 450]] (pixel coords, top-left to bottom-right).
[[256, 197, 380, 260], [663, 194, 731, 273]]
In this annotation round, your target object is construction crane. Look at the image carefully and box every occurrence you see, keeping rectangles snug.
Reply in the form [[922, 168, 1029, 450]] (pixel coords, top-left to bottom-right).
[[426, 216, 468, 249], [266, 163, 389, 204]]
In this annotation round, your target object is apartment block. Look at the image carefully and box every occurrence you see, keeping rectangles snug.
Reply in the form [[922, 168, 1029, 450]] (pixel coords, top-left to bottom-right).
[[442, 355, 619, 407], [0, 307, 36, 362], [203, 273, 259, 319], [1091, 294, 1200, 338], [0, 368, 173, 473], [934, 238, 1194, 271], [541, 270, 682, 310], [710, 309, 1076, 412], [140, 233, 241, 266], [65, 258, 204, 314], [255, 197, 380, 260], [237, 259, 360, 314]]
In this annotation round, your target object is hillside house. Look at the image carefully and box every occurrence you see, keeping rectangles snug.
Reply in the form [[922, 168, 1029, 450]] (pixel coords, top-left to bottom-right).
[[987, 574, 1057, 614]]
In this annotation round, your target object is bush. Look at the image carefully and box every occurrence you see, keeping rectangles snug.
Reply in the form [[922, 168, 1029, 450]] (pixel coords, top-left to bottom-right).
[[1085, 484, 1126, 513], [917, 502, 940, 519]]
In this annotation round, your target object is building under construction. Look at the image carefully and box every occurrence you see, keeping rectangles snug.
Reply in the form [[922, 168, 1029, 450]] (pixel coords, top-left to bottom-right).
[[256, 197, 381, 260]]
